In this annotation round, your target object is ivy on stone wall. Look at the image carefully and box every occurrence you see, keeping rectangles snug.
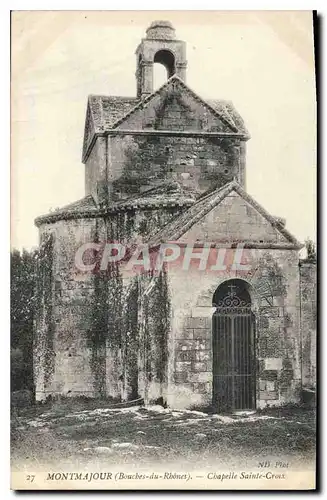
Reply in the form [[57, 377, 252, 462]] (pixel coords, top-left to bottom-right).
[[35, 232, 55, 387], [142, 271, 170, 387], [155, 271, 170, 382], [87, 222, 111, 397], [107, 264, 123, 349], [255, 254, 287, 305], [122, 279, 139, 399], [115, 136, 171, 195], [89, 271, 108, 397]]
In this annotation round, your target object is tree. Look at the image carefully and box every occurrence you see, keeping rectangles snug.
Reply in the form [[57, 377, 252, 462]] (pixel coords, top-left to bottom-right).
[[304, 238, 316, 261], [11, 248, 37, 391]]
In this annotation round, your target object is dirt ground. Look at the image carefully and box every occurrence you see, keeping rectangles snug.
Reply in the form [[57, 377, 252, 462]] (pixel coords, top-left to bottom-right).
[[11, 402, 316, 472]]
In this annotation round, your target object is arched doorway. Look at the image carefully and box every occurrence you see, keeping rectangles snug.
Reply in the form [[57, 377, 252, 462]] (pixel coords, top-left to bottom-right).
[[212, 279, 256, 412]]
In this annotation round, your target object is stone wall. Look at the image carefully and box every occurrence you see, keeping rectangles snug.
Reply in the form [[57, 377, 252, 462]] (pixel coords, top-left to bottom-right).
[[107, 206, 183, 243], [137, 272, 170, 404], [85, 136, 107, 204], [34, 216, 136, 401], [299, 259, 317, 388], [35, 211, 305, 409], [34, 218, 98, 400], [84, 81, 248, 202], [110, 133, 243, 198], [34, 212, 172, 403], [165, 248, 301, 410]]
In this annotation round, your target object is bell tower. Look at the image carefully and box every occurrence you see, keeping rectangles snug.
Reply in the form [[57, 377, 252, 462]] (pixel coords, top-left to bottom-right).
[[135, 20, 187, 99]]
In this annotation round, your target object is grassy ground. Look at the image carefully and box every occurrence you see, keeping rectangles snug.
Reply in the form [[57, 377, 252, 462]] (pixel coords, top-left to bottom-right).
[[11, 402, 316, 471]]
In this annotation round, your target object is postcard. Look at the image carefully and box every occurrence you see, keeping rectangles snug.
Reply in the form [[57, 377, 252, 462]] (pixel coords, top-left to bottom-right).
[[11, 10, 317, 490]]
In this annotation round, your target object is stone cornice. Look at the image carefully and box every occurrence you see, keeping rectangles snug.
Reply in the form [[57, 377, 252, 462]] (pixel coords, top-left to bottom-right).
[[34, 200, 193, 227], [149, 241, 303, 251], [82, 129, 250, 163]]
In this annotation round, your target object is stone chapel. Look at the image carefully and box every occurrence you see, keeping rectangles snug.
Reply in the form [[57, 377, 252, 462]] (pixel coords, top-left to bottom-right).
[[34, 21, 316, 411]]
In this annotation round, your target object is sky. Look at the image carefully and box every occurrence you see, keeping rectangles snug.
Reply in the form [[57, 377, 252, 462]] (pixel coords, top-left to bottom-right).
[[11, 11, 316, 250]]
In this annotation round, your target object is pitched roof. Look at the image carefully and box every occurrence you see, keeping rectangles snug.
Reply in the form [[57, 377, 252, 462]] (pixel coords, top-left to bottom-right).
[[111, 180, 198, 211], [148, 180, 302, 248], [35, 195, 98, 226], [88, 95, 139, 131], [207, 99, 248, 137], [110, 76, 245, 133], [83, 75, 249, 161], [34, 182, 198, 226]]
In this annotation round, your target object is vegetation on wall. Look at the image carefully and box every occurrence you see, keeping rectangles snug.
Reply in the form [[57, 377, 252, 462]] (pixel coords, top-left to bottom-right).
[[122, 279, 139, 399], [87, 224, 110, 397], [89, 271, 108, 397], [115, 135, 171, 195], [142, 271, 170, 388], [35, 233, 55, 387]]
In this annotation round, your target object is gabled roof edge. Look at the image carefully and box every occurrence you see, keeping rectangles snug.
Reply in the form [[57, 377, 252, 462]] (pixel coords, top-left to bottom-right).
[[82, 99, 97, 163], [149, 180, 302, 248], [111, 75, 241, 133], [149, 181, 237, 245], [232, 183, 302, 247]]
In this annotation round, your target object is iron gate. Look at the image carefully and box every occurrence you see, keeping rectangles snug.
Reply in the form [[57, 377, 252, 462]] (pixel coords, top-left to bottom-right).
[[212, 282, 256, 412]]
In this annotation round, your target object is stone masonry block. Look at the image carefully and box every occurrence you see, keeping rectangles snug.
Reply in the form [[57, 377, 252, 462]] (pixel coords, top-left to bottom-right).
[[195, 339, 210, 350], [183, 317, 193, 328], [279, 369, 294, 384], [259, 391, 278, 400], [259, 380, 266, 391], [192, 306, 216, 318], [188, 372, 212, 383], [195, 350, 211, 362], [264, 358, 283, 371], [179, 329, 194, 340], [176, 350, 195, 362], [191, 361, 210, 372], [174, 372, 188, 384], [192, 382, 209, 394], [176, 340, 196, 351], [266, 380, 276, 392], [189, 317, 210, 329], [176, 339, 210, 351], [259, 338, 267, 352], [260, 317, 269, 328], [260, 370, 278, 381], [260, 307, 279, 318], [193, 328, 211, 340], [260, 338, 284, 358], [283, 358, 293, 370], [269, 318, 283, 329], [175, 361, 192, 373]]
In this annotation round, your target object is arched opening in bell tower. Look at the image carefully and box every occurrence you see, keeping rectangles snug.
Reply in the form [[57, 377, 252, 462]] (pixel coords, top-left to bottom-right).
[[153, 49, 176, 89]]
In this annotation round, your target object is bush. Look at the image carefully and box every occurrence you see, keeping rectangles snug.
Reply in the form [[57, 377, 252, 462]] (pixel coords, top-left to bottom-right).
[[11, 249, 36, 392], [11, 389, 33, 408]]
